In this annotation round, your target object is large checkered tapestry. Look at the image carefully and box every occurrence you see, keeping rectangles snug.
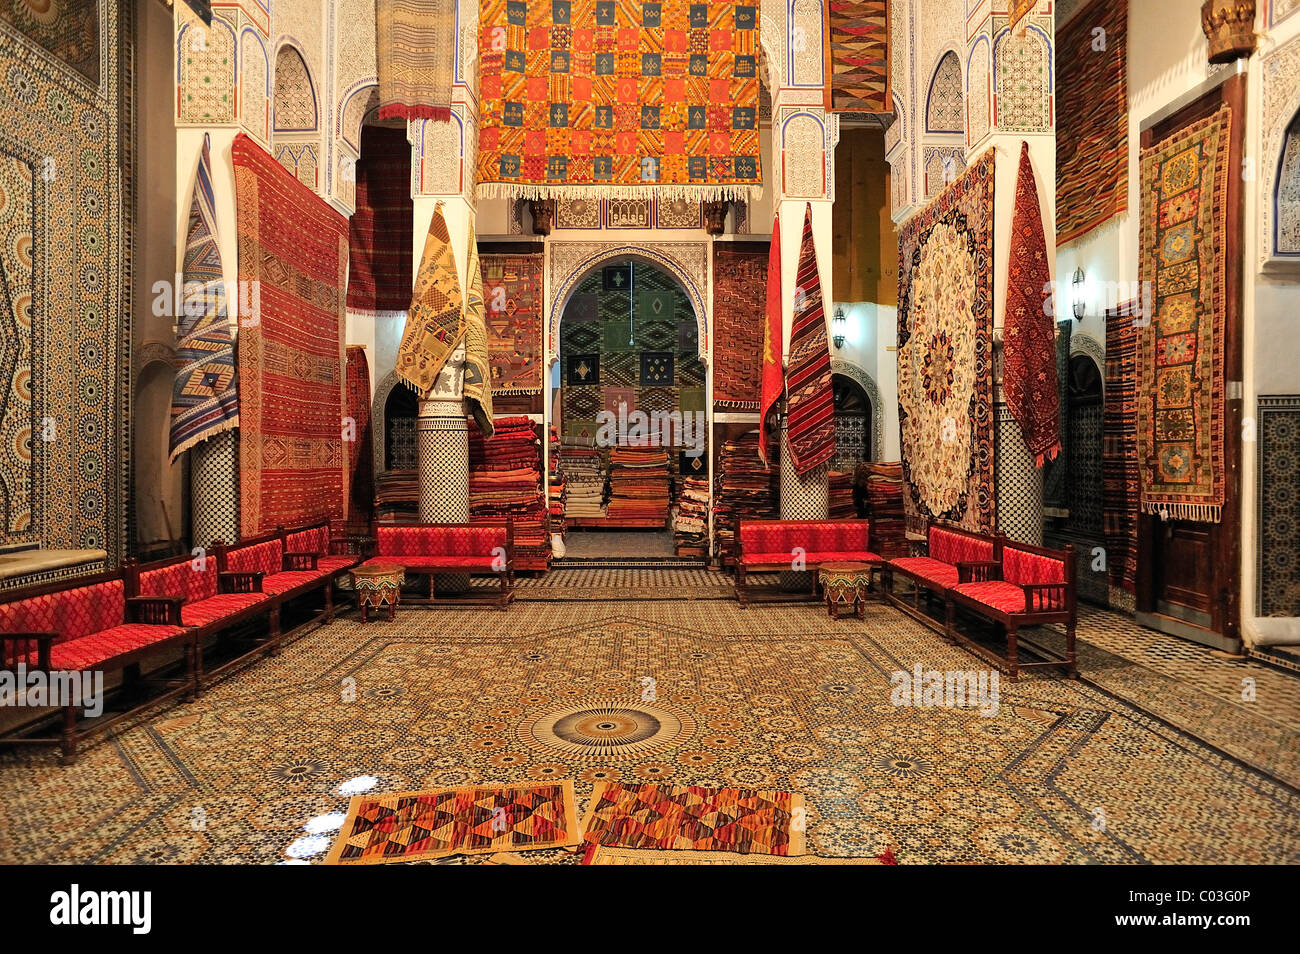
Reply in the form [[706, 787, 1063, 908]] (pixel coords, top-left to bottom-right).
[[1137, 108, 1231, 524], [896, 149, 996, 535], [0, 1, 128, 561], [823, 0, 890, 114], [233, 134, 349, 534], [1056, 0, 1127, 245], [475, 0, 763, 201]]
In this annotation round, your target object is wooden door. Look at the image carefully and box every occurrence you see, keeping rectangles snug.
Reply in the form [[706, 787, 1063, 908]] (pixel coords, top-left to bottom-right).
[[1135, 73, 1245, 645]]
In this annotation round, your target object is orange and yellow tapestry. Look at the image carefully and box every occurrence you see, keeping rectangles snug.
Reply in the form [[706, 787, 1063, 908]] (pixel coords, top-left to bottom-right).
[[475, 0, 762, 201]]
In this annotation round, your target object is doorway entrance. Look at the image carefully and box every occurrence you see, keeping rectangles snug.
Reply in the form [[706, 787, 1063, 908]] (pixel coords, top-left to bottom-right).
[[552, 258, 708, 562]]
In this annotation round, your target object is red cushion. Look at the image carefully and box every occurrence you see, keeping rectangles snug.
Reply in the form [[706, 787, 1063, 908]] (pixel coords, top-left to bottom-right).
[[25, 624, 186, 671], [833, 523, 870, 552], [928, 527, 994, 566], [182, 592, 271, 627], [0, 592, 58, 637], [139, 558, 218, 603], [365, 555, 498, 570], [260, 571, 323, 595], [376, 526, 507, 559], [889, 556, 959, 589], [227, 539, 283, 577], [286, 526, 330, 556], [318, 555, 359, 574], [952, 581, 1029, 614], [49, 581, 126, 642], [804, 551, 882, 565], [740, 551, 798, 568], [1002, 547, 1066, 586]]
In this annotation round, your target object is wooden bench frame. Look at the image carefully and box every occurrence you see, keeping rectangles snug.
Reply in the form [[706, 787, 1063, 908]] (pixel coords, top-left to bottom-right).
[[881, 522, 1002, 634], [369, 519, 516, 610], [0, 569, 197, 764], [733, 519, 879, 606], [944, 541, 1078, 682]]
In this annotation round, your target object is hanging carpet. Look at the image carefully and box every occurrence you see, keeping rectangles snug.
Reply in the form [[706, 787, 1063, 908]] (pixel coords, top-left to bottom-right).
[[823, 0, 891, 114], [375, 0, 456, 122], [480, 252, 544, 395], [784, 203, 836, 476], [1104, 303, 1140, 592], [712, 245, 768, 409], [395, 204, 463, 395]]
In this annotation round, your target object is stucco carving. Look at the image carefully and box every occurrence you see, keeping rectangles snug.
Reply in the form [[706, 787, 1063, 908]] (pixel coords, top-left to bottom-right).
[[1260, 34, 1300, 269]]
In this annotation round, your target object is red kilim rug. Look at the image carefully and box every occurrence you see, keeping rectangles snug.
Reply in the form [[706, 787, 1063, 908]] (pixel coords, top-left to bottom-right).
[[1002, 141, 1060, 465], [324, 781, 582, 864], [480, 252, 544, 395], [580, 781, 807, 857], [712, 245, 768, 410], [233, 133, 349, 534], [347, 125, 414, 313], [784, 203, 835, 475], [345, 346, 374, 525]]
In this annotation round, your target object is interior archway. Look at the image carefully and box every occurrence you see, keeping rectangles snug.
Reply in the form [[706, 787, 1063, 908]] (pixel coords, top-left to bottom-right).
[[551, 258, 708, 560]]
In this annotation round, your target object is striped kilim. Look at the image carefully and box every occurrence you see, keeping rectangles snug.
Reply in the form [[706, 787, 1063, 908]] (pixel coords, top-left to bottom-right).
[[232, 133, 348, 533], [376, 0, 455, 122], [823, 0, 890, 114], [784, 203, 835, 476], [347, 125, 414, 312], [324, 781, 582, 863], [169, 134, 239, 462], [1056, 0, 1127, 245], [474, 0, 763, 200], [1103, 302, 1140, 592], [581, 781, 806, 856], [396, 204, 463, 395]]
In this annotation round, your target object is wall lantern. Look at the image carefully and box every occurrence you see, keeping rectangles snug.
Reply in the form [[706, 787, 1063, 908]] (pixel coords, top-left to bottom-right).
[[832, 305, 846, 349], [1071, 267, 1086, 321]]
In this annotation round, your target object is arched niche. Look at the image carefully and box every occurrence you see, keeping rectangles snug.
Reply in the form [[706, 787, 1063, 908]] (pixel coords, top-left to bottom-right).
[[926, 50, 964, 134], [829, 358, 884, 461], [1272, 106, 1300, 260], [273, 43, 317, 132], [546, 242, 709, 369], [371, 369, 419, 479]]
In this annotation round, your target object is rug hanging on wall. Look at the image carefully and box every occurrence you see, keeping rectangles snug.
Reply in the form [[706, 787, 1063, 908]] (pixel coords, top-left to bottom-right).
[[233, 133, 348, 534], [897, 148, 996, 535], [480, 252, 544, 395], [1137, 107, 1231, 523], [347, 125, 414, 313], [822, 0, 891, 114], [170, 133, 239, 461], [475, 0, 763, 201], [1056, 0, 1127, 245], [580, 781, 806, 857], [396, 203, 463, 394], [1104, 303, 1140, 592], [1002, 141, 1060, 466], [324, 781, 582, 864], [785, 204, 836, 475], [758, 211, 783, 465], [1042, 320, 1072, 517], [712, 246, 768, 409], [375, 0, 455, 121], [345, 346, 374, 526], [461, 237, 496, 435]]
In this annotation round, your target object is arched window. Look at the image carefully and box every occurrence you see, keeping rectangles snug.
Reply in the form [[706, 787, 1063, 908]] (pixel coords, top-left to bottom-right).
[[1065, 354, 1103, 536], [831, 373, 872, 471], [384, 385, 418, 471]]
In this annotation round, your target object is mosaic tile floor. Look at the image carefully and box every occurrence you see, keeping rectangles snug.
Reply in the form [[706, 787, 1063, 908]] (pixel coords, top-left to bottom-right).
[[0, 599, 1296, 865]]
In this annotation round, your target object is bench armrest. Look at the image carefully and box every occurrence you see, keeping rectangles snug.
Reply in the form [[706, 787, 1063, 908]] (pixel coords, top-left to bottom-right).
[[957, 560, 1001, 583], [219, 571, 265, 593], [331, 536, 372, 556], [1022, 582, 1068, 612], [1, 632, 56, 669], [283, 551, 319, 571], [127, 596, 184, 626]]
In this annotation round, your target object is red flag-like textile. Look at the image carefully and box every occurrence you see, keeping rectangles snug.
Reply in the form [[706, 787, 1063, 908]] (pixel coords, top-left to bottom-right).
[[785, 203, 836, 475], [758, 210, 783, 466], [1003, 140, 1061, 465]]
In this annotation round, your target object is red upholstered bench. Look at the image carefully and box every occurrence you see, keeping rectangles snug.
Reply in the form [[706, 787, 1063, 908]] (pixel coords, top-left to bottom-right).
[[365, 521, 514, 609], [0, 570, 195, 763], [734, 519, 880, 605], [946, 541, 1077, 681], [127, 550, 276, 689], [883, 521, 1001, 630], [284, 519, 367, 578], [217, 528, 342, 641]]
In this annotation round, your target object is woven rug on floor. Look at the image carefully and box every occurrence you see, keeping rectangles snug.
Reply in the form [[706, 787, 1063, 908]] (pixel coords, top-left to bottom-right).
[[581, 781, 806, 856], [323, 781, 581, 864], [585, 846, 880, 865]]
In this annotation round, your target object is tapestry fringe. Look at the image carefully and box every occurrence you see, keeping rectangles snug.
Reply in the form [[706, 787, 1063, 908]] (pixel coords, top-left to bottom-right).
[[714, 399, 760, 411], [1034, 442, 1062, 467], [476, 181, 764, 204], [168, 414, 239, 466], [1140, 501, 1222, 523], [378, 104, 451, 123], [494, 387, 544, 396]]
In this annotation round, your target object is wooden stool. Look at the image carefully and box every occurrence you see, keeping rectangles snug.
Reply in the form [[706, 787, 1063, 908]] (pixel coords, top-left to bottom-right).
[[350, 564, 404, 622], [817, 561, 873, 620]]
